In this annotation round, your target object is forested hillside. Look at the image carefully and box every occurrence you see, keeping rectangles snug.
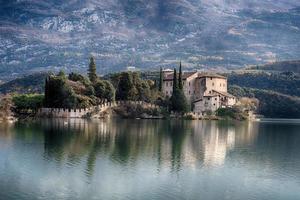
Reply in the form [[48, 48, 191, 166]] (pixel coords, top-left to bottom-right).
[[227, 72, 300, 97], [229, 85, 300, 118], [0, 73, 49, 94], [247, 60, 300, 73]]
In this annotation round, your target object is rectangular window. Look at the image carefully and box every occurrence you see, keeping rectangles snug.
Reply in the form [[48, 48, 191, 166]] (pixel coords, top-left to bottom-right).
[[215, 98, 217, 100], [212, 83, 214, 86], [208, 98, 210, 100], [189, 82, 191, 86], [166, 82, 168, 87], [189, 91, 191, 94]]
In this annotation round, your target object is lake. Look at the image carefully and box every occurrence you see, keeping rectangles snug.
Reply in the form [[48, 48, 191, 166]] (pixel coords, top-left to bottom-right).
[[0, 119, 300, 200]]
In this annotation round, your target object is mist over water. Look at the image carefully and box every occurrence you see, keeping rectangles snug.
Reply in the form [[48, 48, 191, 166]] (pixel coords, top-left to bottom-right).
[[0, 119, 300, 200]]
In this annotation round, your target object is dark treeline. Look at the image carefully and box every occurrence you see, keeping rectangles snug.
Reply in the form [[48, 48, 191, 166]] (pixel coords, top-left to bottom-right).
[[229, 85, 300, 118], [228, 72, 300, 97]]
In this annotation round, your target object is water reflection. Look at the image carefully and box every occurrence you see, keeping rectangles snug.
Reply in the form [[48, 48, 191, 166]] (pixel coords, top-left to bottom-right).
[[0, 119, 300, 200], [1, 119, 260, 173]]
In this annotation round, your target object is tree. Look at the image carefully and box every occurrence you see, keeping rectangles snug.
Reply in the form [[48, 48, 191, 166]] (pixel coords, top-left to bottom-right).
[[94, 80, 115, 102], [170, 68, 188, 114], [178, 61, 183, 89], [45, 75, 78, 108], [172, 68, 177, 91], [88, 57, 98, 83], [103, 81, 115, 102], [12, 94, 44, 112], [57, 70, 66, 78], [116, 72, 138, 101], [159, 67, 163, 91], [68, 72, 91, 86]]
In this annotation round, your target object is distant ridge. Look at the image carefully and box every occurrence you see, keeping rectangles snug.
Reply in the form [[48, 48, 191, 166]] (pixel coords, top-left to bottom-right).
[[0, 72, 49, 94], [247, 60, 300, 73]]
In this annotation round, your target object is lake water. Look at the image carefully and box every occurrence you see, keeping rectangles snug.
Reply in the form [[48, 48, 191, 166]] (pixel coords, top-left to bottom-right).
[[0, 119, 300, 200]]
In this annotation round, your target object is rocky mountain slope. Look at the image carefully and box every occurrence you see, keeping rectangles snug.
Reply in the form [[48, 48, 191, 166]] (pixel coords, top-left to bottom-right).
[[1, 0, 300, 80]]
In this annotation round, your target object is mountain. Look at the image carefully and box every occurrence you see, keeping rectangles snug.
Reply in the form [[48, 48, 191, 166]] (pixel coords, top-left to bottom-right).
[[0, 72, 49, 94], [1, 0, 300, 80], [247, 60, 300, 73]]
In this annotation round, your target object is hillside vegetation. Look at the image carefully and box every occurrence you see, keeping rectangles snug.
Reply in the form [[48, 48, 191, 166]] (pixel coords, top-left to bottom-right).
[[229, 85, 300, 118], [227, 72, 300, 97], [0, 73, 49, 94], [247, 60, 300, 73]]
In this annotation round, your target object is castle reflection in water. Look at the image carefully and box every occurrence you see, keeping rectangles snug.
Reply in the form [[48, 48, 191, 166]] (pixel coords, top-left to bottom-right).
[[0, 119, 259, 174]]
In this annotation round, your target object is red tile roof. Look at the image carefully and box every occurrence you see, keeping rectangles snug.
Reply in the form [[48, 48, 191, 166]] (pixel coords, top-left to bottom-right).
[[163, 71, 197, 81], [197, 73, 227, 79]]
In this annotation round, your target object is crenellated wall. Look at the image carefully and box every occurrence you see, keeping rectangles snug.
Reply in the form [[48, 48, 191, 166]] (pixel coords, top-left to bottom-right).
[[38, 101, 161, 118]]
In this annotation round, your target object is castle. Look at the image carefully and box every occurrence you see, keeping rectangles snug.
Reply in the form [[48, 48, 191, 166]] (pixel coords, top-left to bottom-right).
[[162, 69, 236, 114]]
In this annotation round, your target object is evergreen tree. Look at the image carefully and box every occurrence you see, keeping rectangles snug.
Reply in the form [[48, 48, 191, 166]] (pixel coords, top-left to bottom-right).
[[178, 61, 183, 89], [159, 67, 163, 91], [88, 57, 98, 83], [170, 68, 189, 114], [172, 68, 178, 92]]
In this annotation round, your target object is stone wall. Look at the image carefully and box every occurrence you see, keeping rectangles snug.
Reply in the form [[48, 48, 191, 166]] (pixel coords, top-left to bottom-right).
[[38, 101, 160, 118]]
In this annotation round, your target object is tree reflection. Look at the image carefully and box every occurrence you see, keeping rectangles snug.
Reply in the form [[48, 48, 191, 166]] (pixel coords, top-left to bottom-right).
[[1, 119, 280, 178]]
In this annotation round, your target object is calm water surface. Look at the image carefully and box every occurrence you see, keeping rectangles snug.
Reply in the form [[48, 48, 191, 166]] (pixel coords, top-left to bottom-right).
[[0, 119, 300, 200]]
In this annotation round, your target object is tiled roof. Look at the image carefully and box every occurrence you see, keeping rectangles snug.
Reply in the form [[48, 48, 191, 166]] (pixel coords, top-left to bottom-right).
[[164, 71, 197, 81], [212, 90, 235, 98], [197, 73, 227, 79]]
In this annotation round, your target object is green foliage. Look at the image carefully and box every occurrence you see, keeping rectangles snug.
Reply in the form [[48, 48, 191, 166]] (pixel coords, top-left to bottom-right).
[[115, 72, 154, 102], [12, 94, 44, 111], [116, 72, 136, 100], [216, 107, 247, 120], [170, 88, 188, 113], [45, 75, 87, 108], [94, 80, 115, 101], [247, 60, 300, 73], [68, 72, 91, 86], [0, 72, 50, 94], [88, 57, 98, 83], [172, 69, 178, 91], [159, 67, 163, 92], [85, 85, 95, 96], [57, 70, 66, 78], [178, 62, 183, 89], [170, 68, 188, 114], [228, 72, 300, 97], [229, 85, 300, 118], [114, 103, 163, 118]]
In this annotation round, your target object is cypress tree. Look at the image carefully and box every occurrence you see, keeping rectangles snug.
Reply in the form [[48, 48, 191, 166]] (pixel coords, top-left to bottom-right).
[[178, 61, 183, 90], [170, 67, 189, 114], [88, 57, 98, 83], [172, 68, 177, 92], [159, 67, 163, 92]]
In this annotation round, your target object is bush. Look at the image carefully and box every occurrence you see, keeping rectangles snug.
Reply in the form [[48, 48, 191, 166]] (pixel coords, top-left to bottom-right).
[[12, 94, 44, 111], [94, 80, 115, 101], [216, 107, 248, 120]]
